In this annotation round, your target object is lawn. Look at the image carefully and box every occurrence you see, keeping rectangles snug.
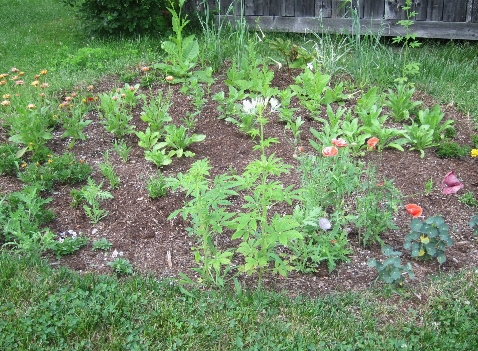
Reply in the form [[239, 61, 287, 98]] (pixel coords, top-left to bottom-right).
[[1, 0, 478, 349]]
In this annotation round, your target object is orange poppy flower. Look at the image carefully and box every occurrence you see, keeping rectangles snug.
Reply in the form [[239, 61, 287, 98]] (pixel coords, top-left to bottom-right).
[[367, 137, 379, 150], [322, 146, 338, 157], [332, 138, 347, 148], [405, 204, 422, 218]]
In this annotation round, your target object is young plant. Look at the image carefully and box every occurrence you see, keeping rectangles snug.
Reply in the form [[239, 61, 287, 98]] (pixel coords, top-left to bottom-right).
[[92, 238, 113, 251], [146, 171, 168, 199], [384, 84, 422, 122], [403, 216, 454, 264], [167, 159, 238, 287], [154, 0, 199, 77], [458, 191, 478, 208], [285, 116, 305, 145], [291, 66, 332, 114], [417, 105, 454, 143], [112, 139, 132, 162], [212, 86, 248, 120], [71, 178, 113, 224], [98, 152, 120, 189], [60, 104, 93, 148], [469, 215, 478, 236], [135, 127, 162, 150], [108, 257, 134, 275], [140, 91, 172, 133], [156, 124, 205, 158], [368, 244, 414, 285], [0, 143, 20, 176], [402, 122, 436, 158], [51, 235, 89, 259], [436, 141, 471, 159]]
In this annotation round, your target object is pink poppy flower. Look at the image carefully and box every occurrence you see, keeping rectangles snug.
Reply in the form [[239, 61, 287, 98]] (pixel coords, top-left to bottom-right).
[[332, 138, 347, 148], [322, 146, 338, 157], [440, 171, 464, 194]]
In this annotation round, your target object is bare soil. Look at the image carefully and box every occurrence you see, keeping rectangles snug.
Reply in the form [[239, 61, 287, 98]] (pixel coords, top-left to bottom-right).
[[2, 66, 477, 297]]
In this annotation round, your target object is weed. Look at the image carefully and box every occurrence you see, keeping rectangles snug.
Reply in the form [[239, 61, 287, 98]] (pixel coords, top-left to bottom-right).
[[108, 257, 134, 275], [51, 235, 88, 259], [92, 237, 113, 251], [368, 244, 414, 285], [146, 171, 168, 199]]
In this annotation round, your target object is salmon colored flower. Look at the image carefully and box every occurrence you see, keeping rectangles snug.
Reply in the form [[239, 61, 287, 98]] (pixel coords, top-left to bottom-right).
[[11, 67, 20, 72], [0, 80, 6, 86], [141, 66, 150, 72], [165, 75, 174, 82], [15, 80, 24, 85], [87, 85, 94, 91], [1, 100, 10, 106], [367, 137, 379, 150], [332, 138, 347, 147], [440, 171, 463, 194], [40, 82, 49, 88], [34, 74, 40, 79], [297, 146, 304, 153], [27, 103, 36, 109], [39, 93, 45, 98], [322, 146, 338, 157], [405, 204, 422, 218], [471, 149, 478, 157]]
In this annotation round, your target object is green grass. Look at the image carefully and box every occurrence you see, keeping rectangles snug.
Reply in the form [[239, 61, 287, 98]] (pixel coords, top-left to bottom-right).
[[1, 1, 478, 348], [1, 253, 477, 350]]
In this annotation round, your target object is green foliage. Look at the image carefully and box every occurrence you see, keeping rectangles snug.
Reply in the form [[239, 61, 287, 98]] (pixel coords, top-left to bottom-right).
[[384, 84, 421, 122], [112, 139, 132, 162], [51, 234, 88, 259], [98, 152, 120, 189], [144, 146, 173, 168], [469, 215, 478, 236], [402, 123, 436, 158], [291, 67, 332, 114], [417, 105, 454, 143], [436, 141, 471, 159], [0, 185, 55, 253], [59, 103, 92, 148], [108, 257, 134, 275], [403, 216, 453, 264], [458, 191, 478, 208], [368, 244, 414, 284], [140, 91, 173, 133], [156, 124, 206, 158], [146, 171, 168, 199], [61, 0, 171, 36], [0, 143, 20, 176], [98, 90, 136, 138], [167, 159, 237, 287], [267, 37, 313, 72], [212, 85, 248, 120], [92, 237, 113, 251], [70, 178, 113, 224], [154, 0, 199, 77]]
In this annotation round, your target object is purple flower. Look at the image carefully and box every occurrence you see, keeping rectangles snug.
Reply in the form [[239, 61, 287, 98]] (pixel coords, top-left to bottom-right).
[[440, 171, 464, 194]]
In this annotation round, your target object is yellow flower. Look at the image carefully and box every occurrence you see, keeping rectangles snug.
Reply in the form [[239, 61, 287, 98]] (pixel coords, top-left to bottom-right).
[[2, 94, 11, 99], [21, 163, 27, 168], [31, 80, 40, 87], [48, 159, 53, 164], [419, 235, 430, 244], [418, 249, 425, 257], [11, 75, 19, 80], [1, 100, 10, 106], [0, 80, 6, 86], [0, 73, 8, 78], [18, 72, 25, 76], [27, 103, 36, 109], [471, 149, 478, 157], [40, 69, 48, 75]]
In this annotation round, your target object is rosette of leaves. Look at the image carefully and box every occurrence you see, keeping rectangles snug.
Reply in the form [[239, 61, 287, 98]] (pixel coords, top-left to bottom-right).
[[403, 216, 453, 264], [156, 124, 205, 158], [368, 245, 414, 285]]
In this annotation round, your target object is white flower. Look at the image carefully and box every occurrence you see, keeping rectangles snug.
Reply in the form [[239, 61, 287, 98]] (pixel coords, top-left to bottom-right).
[[307, 61, 314, 71], [269, 97, 280, 113], [242, 99, 256, 114]]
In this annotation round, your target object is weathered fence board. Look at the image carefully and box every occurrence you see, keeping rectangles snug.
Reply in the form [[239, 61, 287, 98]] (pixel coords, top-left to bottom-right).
[[194, 0, 478, 40]]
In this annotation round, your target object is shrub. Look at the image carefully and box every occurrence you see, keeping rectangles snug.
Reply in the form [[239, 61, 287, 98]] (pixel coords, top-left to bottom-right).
[[61, 0, 173, 36]]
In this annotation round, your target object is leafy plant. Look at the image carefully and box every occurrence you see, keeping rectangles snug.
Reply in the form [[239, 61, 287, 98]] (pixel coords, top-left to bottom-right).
[[268, 37, 313, 74], [436, 141, 471, 159], [146, 171, 168, 199], [368, 244, 414, 285], [416, 105, 454, 143], [458, 191, 478, 208], [384, 84, 421, 122], [402, 123, 436, 158], [98, 152, 120, 189], [0, 143, 20, 176], [291, 67, 332, 114], [108, 257, 134, 275], [156, 124, 206, 158], [154, 0, 199, 77], [112, 139, 132, 162], [98, 93, 135, 138], [469, 215, 478, 236], [212, 86, 248, 120], [71, 178, 114, 224], [403, 216, 454, 264], [59, 104, 92, 148], [140, 91, 173, 133], [167, 159, 237, 287], [135, 127, 162, 150], [51, 235, 88, 259], [92, 237, 113, 251]]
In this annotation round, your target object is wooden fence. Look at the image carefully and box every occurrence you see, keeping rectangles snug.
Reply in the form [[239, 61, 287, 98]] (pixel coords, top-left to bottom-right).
[[189, 0, 478, 40]]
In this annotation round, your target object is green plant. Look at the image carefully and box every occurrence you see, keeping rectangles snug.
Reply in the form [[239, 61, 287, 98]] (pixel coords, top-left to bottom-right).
[[416, 105, 454, 143], [156, 124, 206, 158], [135, 127, 162, 150], [368, 244, 414, 285], [167, 159, 237, 287], [154, 0, 199, 77], [384, 84, 422, 122], [51, 234, 88, 259], [471, 134, 478, 148], [402, 122, 436, 158], [59, 103, 92, 148], [285, 116, 305, 145], [469, 215, 478, 236], [392, 0, 421, 84], [112, 139, 132, 162], [98, 152, 120, 189], [61, 0, 170, 35], [146, 171, 168, 199], [291, 66, 332, 114], [212, 85, 248, 120], [0, 143, 20, 176], [267, 37, 313, 73], [144, 146, 173, 168], [140, 91, 173, 133], [92, 237, 113, 251], [108, 257, 134, 275], [71, 178, 114, 224], [458, 191, 478, 208], [98, 92, 135, 138], [403, 216, 454, 264], [436, 141, 471, 159]]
